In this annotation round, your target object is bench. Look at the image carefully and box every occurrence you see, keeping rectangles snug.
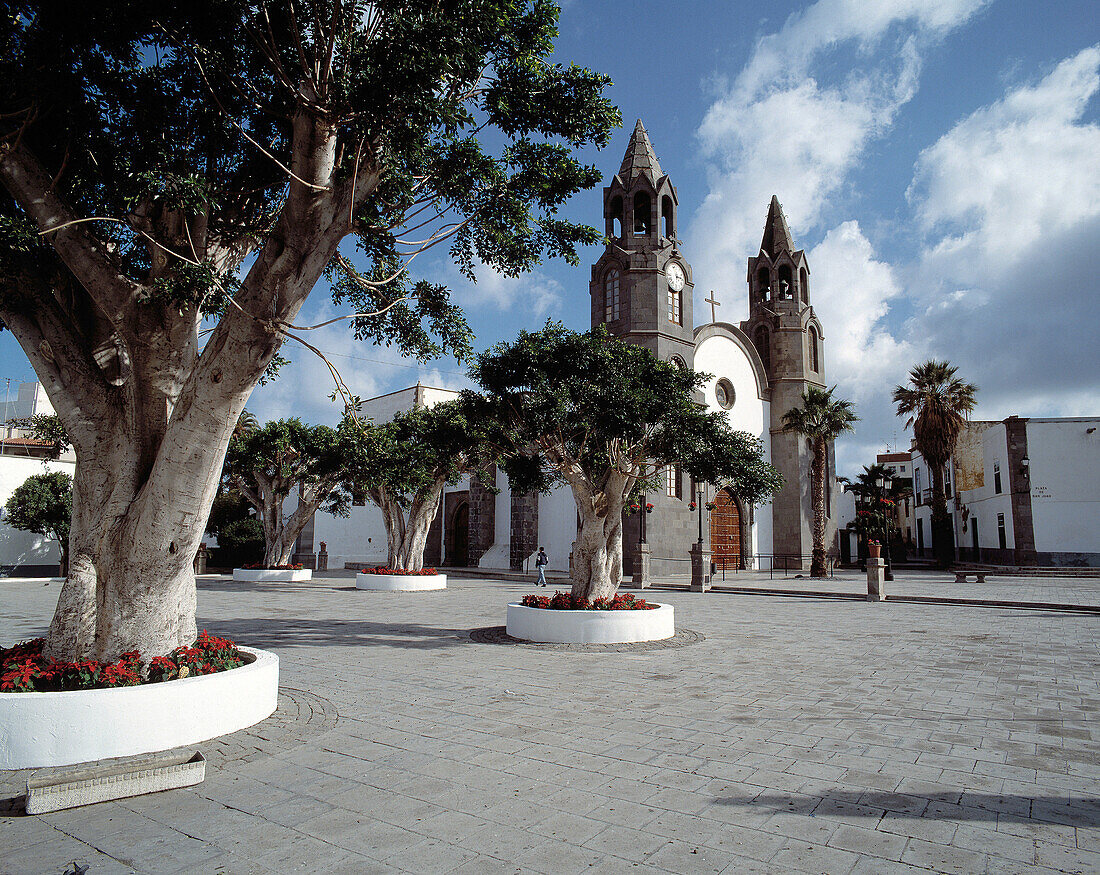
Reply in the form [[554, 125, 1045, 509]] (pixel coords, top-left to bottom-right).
[[954, 572, 987, 584]]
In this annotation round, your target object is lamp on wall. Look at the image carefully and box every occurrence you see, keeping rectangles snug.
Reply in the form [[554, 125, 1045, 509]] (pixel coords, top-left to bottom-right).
[[1020, 457, 1029, 476]]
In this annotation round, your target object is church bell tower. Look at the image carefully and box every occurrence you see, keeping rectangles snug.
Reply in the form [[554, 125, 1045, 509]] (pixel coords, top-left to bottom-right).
[[741, 196, 832, 567], [590, 120, 696, 369]]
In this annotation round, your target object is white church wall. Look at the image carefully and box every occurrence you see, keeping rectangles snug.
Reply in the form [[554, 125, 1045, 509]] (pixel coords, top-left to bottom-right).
[[312, 503, 390, 570], [478, 470, 513, 570], [692, 333, 774, 562], [537, 483, 576, 573]]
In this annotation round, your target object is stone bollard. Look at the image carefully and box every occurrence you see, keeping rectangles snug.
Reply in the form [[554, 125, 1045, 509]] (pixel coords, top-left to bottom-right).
[[689, 542, 712, 592], [193, 543, 207, 575], [867, 557, 886, 601], [317, 542, 328, 572], [632, 542, 652, 589]]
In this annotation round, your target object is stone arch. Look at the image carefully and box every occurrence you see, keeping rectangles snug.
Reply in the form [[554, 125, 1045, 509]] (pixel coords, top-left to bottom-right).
[[808, 324, 820, 373], [608, 195, 623, 238], [777, 263, 793, 298], [799, 266, 809, 303], [661, 195, 675, 239], [632, 191, 652, 235]]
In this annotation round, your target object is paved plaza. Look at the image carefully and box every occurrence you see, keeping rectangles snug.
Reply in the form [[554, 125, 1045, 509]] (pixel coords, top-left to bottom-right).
[[2, 569, 1100, 874]]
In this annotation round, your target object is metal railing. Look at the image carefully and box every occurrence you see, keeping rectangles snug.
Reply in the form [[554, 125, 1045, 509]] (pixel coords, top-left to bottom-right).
[[711, 553, 835, 580]]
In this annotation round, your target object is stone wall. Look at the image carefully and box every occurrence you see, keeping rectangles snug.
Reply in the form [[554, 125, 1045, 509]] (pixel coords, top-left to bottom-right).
[[468, 465, 496, 566], [509, 490, 539, 571]]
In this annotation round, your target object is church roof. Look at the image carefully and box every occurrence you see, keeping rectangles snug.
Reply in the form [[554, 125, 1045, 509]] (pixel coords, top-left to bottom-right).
[[759, 195, 795, 256], [618, 119, 664, 184]]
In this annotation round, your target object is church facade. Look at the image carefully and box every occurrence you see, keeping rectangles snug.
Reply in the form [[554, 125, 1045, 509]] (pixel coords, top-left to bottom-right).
[[309, 121, 837, 576]]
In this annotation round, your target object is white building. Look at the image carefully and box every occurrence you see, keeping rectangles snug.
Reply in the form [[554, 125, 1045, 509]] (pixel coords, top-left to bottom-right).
[[911, 416, 1100, 567], [0, 382, 74, 576]]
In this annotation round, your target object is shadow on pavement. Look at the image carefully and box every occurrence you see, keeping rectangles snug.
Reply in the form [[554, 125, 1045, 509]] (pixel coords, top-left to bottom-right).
[[715, 789, 1100, 826], [206, 617, 474, 651]]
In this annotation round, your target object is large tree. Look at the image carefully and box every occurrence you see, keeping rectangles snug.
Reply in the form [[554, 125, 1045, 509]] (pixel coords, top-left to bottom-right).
[[223, 417, 352, 569], [781, 386, 858, 578], [0, 2, 618, 660], [4, 471, 73, 575], [346, 399, 493, 571], [468, 324, 784, 601], [893, 359, 977, 569]]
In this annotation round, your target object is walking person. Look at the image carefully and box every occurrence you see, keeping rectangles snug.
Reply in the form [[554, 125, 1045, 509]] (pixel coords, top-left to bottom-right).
[[535, 546, 549, 586]]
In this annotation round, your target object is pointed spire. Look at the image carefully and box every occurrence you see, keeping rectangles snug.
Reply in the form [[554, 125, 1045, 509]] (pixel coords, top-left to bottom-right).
[[760, 195, 795, 256], [618, 119, 664, 183]]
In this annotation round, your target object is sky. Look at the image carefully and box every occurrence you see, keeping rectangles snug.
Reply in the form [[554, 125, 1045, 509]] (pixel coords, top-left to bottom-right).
[[2, 0, 1098, 478]]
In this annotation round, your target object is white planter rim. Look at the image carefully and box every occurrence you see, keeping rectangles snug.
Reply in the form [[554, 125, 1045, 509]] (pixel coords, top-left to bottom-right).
[[232, 567, 312, 582], [506, 602, 674, 644], [0, 645, 279, 769], [355, 572, 447, 591]]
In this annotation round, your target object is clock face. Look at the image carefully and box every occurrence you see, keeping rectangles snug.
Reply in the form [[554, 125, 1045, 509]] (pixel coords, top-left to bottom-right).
[[666, 262, 685, 292]]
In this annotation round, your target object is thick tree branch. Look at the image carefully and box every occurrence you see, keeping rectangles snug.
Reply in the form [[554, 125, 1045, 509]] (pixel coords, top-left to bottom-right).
[[0, 142, 138, 322]]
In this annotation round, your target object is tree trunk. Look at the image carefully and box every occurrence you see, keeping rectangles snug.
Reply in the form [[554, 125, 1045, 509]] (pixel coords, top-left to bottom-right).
[[929, 464, 954, 569], [570, 497, 624, 602], [395, 484, 444, 572], [809, 437, 828, 578], [370, 488, 407, 569]]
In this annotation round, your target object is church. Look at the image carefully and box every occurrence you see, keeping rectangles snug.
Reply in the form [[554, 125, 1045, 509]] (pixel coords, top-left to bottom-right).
[[309, 121, 838, 577]]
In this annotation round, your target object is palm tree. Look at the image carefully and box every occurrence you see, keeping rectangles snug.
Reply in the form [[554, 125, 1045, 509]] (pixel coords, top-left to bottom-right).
[[893, 360, 977, 569], [782, 386, 858, 578]]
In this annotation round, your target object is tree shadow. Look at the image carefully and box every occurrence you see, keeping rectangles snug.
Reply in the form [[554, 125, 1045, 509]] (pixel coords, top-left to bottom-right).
[[203, 616, 473, 651], [715, 788, 1100, 827]]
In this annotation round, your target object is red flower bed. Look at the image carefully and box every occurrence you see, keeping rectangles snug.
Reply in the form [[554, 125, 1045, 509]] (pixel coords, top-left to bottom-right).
[[241, 562, 304, 570], [0, 630, 247, 693], [520, 591, 656, 611], [359, 566, 439, 576]]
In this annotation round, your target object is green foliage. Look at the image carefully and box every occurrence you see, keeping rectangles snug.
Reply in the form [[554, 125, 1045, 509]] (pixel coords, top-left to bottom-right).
[[3, 470, 72, 549], [224, 417, 351, 516], [343, 399, 495, 507], [467, 323, 783, 504], [893, 359, 978, 472], [1, 1, 619, 362], [781, 386, 859, 446], [9, 413, 71, 460], [205, 489, 251, 537], [211, 517, 264, 567]]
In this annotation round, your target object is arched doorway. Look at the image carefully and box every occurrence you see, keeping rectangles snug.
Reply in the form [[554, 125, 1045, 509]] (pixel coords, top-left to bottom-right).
[[447, 502, 469, 567], [710, 489, 742, 571]]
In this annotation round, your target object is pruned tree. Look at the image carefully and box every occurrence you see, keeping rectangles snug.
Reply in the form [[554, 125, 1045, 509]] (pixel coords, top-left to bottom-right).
[[0, 2, 618, 660], [345, 399, 493, 571], [4, 471, 72, 575], [781, 386, 858, 578], [9, 413, 71, 461], [893, 359, 977, 569], [467, 324, 784, 601], [223, 417, 351, 569]]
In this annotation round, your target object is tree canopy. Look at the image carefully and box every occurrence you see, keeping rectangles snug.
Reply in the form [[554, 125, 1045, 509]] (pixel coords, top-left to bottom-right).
[[467, 324, 783, 598], [344, 398, 494, 571], [0, 1, 619, 660], [4, 470, 73, 573]]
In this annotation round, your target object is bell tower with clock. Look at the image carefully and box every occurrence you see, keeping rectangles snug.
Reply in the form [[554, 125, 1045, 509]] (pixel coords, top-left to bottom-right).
[[590, 120, 696, 369]]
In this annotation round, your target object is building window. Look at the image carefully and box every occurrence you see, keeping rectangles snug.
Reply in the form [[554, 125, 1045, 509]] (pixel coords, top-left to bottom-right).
[[757, 267, 770, 304], [808, 325, 820, 373], [754, 326, 770, 372], [666, 464, 682, 499], [604, 269, 620, 322], [715, 378, 735, 410], [633, 192, 651, 235], [914, 467, 921, 498], [799, 266, 809, 303], [997, 512, 1007, 550], [993, 460, 1001, 494], [667, 287, 681, 325]]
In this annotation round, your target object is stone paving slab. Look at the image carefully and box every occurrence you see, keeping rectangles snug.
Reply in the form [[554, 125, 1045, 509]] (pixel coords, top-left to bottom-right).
[[1, 571, 1099, 874]]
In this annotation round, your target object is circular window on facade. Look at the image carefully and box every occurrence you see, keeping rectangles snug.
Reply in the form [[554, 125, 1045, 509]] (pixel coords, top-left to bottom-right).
[[715, 378, 736, 410], [669, 354, 687, 370]]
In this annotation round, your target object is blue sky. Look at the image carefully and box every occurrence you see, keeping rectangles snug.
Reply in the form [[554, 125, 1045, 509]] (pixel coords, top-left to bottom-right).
[[2, 0, 1098, 477]]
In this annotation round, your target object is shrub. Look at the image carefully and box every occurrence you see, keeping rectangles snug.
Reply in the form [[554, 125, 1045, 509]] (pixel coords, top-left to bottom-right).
[[520, 591, 656, 611], [0, 631, 246, 692]]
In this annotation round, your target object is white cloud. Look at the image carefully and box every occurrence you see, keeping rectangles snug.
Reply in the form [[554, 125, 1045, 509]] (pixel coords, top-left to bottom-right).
[[456, 267, 564, 320], [909, 46, 1100, 271], [689, 0, 989, 320], [904, 46, 1100, 420]]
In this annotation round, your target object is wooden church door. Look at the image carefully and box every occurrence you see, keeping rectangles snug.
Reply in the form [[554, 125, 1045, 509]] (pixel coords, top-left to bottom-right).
[[710, 489, 741, 570]]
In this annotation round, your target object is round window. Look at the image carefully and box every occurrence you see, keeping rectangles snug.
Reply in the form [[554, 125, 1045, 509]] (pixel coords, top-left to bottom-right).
[[715, 378, 735, 410], [669, 355, 687, 370]]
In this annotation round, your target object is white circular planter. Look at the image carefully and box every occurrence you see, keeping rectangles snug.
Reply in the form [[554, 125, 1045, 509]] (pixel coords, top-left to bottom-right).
[[0, 646, 279, 769], [232, 567, 312, 582], [355, 572, 447, 591], [506, 603, 674, 644]]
